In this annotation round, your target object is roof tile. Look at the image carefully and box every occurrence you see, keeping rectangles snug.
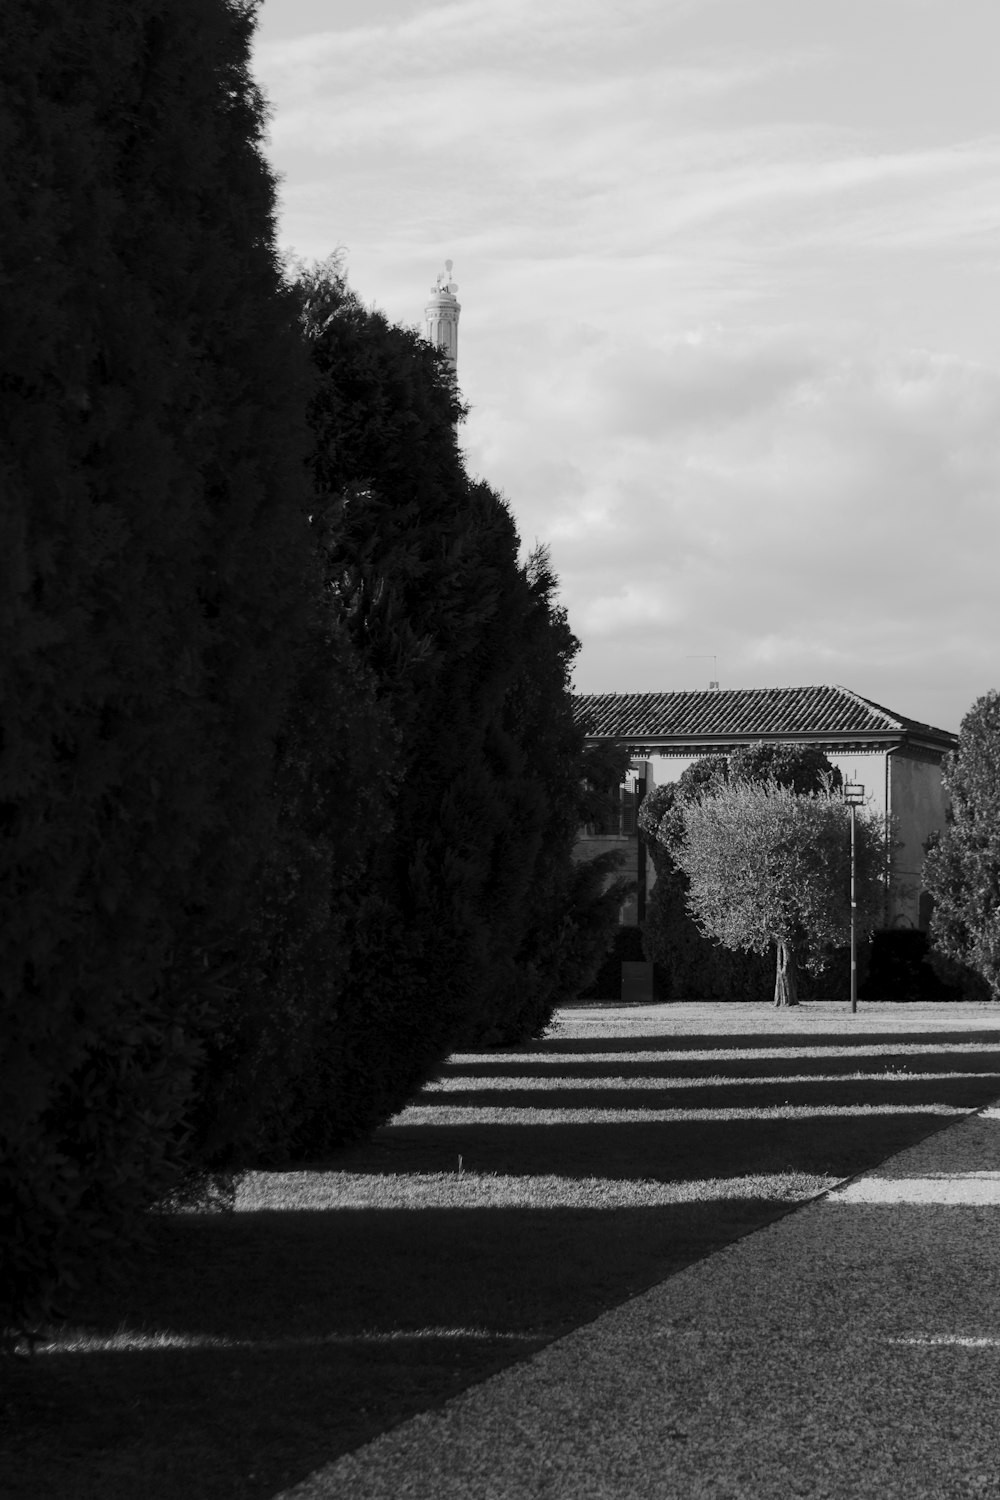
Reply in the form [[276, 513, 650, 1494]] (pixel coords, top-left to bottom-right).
[[573, 685, 955, 747]]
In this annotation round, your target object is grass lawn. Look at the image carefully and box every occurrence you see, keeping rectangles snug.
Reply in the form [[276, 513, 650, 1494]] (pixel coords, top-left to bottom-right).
[[4, 1000, 1000, 1500]]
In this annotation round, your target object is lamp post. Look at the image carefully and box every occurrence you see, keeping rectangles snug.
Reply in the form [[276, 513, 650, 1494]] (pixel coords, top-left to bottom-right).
[[844, 782, 865, 1013]]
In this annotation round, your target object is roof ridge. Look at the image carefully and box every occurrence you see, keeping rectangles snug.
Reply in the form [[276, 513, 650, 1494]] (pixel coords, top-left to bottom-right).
[[833, 683, 904, 730]]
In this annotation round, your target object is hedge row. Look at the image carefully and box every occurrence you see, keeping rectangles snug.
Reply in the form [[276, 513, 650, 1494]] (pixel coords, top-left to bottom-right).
[[1, 4, 622, 1331]]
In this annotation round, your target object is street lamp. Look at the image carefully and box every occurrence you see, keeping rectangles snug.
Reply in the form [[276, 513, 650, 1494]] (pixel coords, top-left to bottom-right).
[[844, 782, 865, 1013]]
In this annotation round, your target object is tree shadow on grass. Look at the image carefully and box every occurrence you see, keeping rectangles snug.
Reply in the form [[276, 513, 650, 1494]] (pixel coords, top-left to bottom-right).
[[414, 1074, 1000, 1112], [335, 1107, 999, 1184], [441, 1047, 1000, 1082], [8, 1023, 1000, 1500], [521, 1028, 1000, 1057], [0, 1196, 802, 1500]]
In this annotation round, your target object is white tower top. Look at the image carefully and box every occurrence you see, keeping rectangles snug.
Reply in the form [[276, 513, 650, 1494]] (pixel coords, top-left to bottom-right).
[[424, 260, 461, 371]]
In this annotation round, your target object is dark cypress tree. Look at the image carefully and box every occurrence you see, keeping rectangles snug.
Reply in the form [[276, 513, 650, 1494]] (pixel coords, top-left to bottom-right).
[[293, 264, 628, 1141], [289, 263, 517, 1144], [461, 549, 632, 1045], [0, 0, 316, 1328]]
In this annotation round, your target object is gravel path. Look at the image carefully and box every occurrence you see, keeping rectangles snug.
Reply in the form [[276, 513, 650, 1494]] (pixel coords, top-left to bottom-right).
[[275, 1100, 1000, 1500]]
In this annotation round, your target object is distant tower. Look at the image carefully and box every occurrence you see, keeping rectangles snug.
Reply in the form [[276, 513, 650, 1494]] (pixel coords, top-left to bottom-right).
[[424, 260, 460, 371]]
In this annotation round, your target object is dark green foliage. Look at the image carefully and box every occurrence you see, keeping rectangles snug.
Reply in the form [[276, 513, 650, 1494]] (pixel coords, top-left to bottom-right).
[[0, 0, 315, 1328], [462, 570, 631, 1045], [641, 745, 844, 1001], [643, 849, 774, 1000], [579, 925, 647, 1001], [676, 755, 729, 804], [859, 930, 967, 1003], [923, 945, 992, 1004], [728, 743, 843, 796], [578, 739, 642, 831], [191, 594, 396, 1167], [291, 266, 618, 1141], [924, 690, 1000, 1000]]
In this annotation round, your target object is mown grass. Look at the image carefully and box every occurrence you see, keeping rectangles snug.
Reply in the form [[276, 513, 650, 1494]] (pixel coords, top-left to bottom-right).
[[4, 1001, 1000, 1500]]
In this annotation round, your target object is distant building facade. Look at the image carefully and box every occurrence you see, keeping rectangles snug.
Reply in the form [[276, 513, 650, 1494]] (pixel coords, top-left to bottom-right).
[[574, 684, 958, 932]]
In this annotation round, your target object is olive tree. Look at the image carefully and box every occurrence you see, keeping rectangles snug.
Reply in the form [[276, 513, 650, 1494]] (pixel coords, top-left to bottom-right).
[[668, 781, 887, 1006]]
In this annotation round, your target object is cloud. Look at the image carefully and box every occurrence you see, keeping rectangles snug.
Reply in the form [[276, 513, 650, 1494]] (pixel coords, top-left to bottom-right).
[[253, 0, 1000, 730], [463, 330, 1000, 725]]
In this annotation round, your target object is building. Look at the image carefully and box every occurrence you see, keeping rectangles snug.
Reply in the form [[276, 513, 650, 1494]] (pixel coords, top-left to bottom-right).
[[574, 684, 958, 932]]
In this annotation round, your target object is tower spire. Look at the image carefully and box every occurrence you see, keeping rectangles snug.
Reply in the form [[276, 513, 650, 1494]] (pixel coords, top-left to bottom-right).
[[424, 260, 460, 371]]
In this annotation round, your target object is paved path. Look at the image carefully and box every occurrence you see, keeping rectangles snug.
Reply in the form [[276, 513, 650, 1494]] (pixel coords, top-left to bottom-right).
[[277, 1103, 1000, 1500]]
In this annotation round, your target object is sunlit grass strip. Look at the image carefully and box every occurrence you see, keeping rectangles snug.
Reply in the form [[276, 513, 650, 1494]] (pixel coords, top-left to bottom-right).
[[391, 1103, 973, 1125], [828, 1172, 1000, 1204], [447, 1043, 1000, 1066], [31, 1326, 532, 1356], [424, 1071, 1000, 1092], [886, 1336, 1000, 1348], [235, 1170, 836, 1212]]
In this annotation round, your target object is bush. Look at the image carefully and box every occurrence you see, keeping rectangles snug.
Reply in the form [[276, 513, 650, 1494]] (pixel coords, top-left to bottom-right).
[[579, 927, 647, 1002], [860, 929, 984, 1003], [924, 689, 1000, 1000]]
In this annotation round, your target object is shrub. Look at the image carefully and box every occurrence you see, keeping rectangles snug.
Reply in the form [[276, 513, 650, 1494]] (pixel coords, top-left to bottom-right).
[[579, 926, 647, 1003], [860, 929, 984, 1003], [924, 690, 1000, 1000]]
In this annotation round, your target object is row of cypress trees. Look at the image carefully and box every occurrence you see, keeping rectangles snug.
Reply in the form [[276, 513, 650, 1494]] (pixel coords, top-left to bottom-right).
[[0, 2, 627, 1333]]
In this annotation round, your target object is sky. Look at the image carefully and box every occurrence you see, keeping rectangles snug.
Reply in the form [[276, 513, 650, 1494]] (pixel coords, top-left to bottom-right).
[[252, 0, 1000, 733]]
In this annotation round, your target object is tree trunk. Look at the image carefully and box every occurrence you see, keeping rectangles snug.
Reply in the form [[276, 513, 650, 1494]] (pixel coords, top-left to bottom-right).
[[773, 940, 799, 1007]]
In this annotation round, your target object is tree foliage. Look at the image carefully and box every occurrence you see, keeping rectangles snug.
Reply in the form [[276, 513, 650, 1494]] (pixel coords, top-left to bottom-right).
[[0, 0, 322, 1330], [924, 689, 1000, 1000], [288, 262, 613, 1146], [459, 565, 632, 1044], [668, 781, 886, 1006], [640, 746, 852, 1003]]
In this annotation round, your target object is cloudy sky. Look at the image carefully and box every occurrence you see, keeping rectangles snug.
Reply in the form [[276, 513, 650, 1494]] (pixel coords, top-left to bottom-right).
[[253, 0, 1000, 732]]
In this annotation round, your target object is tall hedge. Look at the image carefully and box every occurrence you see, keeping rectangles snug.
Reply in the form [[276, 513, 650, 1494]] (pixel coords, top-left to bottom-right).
[[290, 264, 625, 1144], [462, 557, 633, 1044], [0, 0, 314, 1329], [187, 588, 396, 1169]]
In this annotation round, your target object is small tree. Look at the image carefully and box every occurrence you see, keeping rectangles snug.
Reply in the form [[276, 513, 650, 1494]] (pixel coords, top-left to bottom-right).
[[668, 781, 886, 1006], [924, 690, 1000, 1000], [640, 745, 844, 1002]]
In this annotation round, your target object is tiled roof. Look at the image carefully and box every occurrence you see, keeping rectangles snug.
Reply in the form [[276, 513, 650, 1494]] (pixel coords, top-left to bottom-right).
[[573, 685, 956, 749]]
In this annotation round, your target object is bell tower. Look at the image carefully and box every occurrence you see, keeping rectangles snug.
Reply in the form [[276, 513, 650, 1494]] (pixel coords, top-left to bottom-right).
[[424, 260, 460, 371]]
